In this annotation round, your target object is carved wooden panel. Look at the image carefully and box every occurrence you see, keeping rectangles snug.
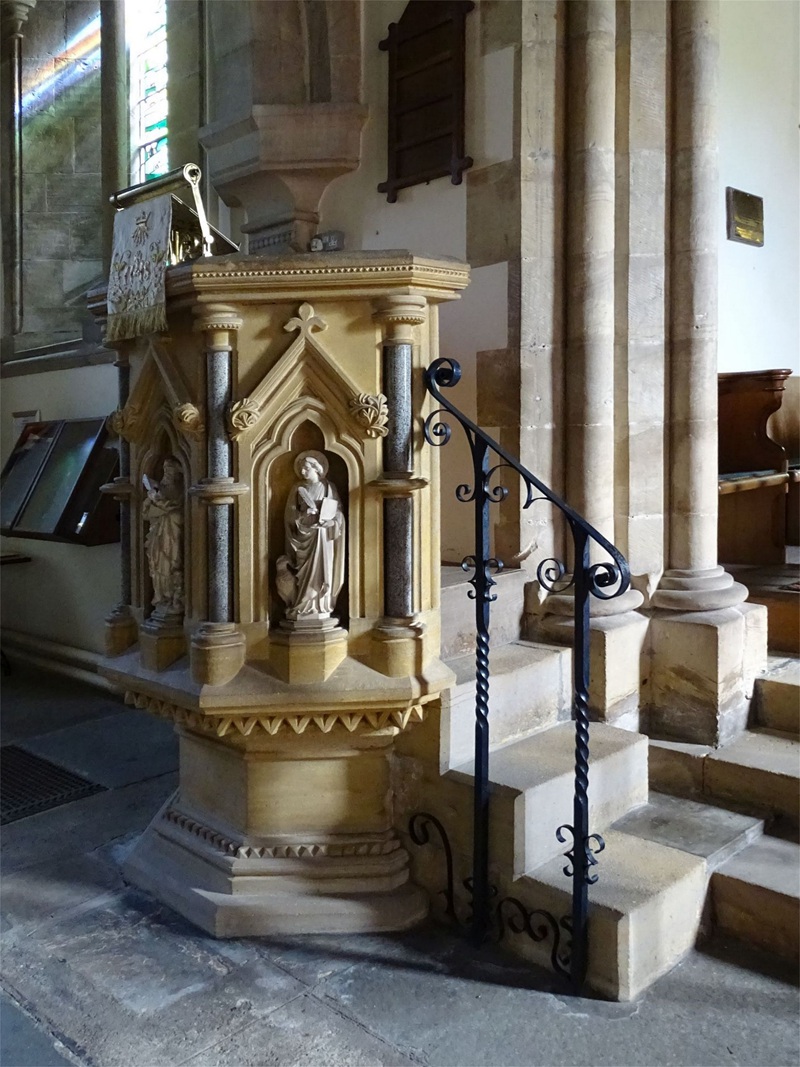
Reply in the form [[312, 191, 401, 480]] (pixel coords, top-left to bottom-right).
[[378, 0, 474, 203]]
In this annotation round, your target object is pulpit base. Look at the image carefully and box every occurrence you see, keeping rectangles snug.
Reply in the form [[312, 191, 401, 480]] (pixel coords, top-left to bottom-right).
[[123, 801, 429, 937]]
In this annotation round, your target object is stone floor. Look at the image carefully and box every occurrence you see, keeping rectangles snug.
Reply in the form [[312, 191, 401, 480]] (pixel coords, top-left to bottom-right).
[[1, 665, 799, 1067]]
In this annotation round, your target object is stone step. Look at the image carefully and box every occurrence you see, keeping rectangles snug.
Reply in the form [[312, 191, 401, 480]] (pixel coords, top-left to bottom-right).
[[441, 641, 571, 768], [727, 563, 799, 654], [705, 731, 800, 826], [440, 565, 528, 659], [650, 731, 800, 830], [509, 830, 707, 1001], [753, 656, 800, 738], [711, 835, 800, 961], [448, 722, 648, 876], [612, 792, 763, 872]]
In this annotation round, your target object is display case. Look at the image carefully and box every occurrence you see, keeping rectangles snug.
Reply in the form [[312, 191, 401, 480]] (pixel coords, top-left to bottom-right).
[[0, 419, 120, 546]]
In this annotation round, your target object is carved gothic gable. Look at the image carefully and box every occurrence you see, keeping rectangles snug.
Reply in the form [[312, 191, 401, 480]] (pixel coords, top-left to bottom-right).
[[228, 303, 374, 453]]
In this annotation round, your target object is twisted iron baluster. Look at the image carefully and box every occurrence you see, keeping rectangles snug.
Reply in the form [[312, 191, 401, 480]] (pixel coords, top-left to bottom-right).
[[570, 525, 592, 989], [471, 437, 492, 946]]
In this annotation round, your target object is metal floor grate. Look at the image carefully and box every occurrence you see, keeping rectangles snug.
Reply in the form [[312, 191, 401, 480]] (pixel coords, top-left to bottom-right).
[[1, 746, 107, 824]]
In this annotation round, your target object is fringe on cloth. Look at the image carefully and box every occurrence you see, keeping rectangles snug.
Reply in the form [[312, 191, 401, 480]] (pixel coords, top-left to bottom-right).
[[105, 304, 168, 343]]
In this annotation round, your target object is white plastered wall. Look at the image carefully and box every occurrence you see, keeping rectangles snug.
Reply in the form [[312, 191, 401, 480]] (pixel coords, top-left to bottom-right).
[[320, 0, 513, 563], [718, 0, 800, 374], [0, 365, 119, 654]]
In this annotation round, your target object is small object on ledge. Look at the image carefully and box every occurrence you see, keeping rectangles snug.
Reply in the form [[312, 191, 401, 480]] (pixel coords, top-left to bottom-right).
[[309, 230, 345, 252]]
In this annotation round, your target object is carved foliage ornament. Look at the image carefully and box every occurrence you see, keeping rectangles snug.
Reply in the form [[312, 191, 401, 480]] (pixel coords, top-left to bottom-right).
[[108, 404, 142, 443], [349, 393, 389, 438], [227, 398, 261, 441], [173, 403, 205, 439]]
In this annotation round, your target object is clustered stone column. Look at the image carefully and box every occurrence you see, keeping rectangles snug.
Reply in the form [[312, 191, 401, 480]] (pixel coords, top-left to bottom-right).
[[190, 305, 248, 685], [648, 0, 764, 746], [564, 0, 616, 543], [652, 0, 745, 614], [538, 0, 644, 726], [372, 295, 428, 676], [1, 0, 36, 336], [99, 0, 127, 275]]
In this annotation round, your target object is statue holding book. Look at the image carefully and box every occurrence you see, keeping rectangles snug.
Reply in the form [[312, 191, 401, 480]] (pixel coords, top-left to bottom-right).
[[142, 456, 185, 618], [276, 451, 345, 623]]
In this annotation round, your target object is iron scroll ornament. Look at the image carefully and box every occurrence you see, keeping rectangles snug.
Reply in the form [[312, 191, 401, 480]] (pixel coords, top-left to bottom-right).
[[423, 357, 631, 992]]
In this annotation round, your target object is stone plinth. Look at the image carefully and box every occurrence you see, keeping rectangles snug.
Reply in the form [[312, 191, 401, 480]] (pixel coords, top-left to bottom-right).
[[89, 251, 468, 935]]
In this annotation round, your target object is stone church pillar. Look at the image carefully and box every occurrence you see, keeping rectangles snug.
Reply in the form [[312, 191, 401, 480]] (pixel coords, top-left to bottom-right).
[[649, 0, 765, 744], [538, 0, 645, 726]]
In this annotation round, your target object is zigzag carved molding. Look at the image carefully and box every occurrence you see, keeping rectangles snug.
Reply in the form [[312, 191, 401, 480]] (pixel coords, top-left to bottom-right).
[[124, 690, 426, 737]]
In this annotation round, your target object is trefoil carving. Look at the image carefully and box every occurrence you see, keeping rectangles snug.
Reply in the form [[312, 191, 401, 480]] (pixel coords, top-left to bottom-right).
[[284, 302, 327, 338]]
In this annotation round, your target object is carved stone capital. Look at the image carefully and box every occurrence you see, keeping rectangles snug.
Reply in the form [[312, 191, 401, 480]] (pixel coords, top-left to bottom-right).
[[227, 397, 261, 440], [193, 304, 243, 343], [372, 295, 427, 343], [2, 0, 37, 35], [173, 402, 205, 440], [349, 393, 389, 439]]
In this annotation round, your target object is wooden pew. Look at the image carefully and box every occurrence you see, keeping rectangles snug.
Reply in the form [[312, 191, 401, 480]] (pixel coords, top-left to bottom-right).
[[718, 368, 791, 564]]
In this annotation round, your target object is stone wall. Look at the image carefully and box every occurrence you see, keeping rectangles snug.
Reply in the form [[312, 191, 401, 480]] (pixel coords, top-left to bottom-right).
[[20, 0, 103, 350]]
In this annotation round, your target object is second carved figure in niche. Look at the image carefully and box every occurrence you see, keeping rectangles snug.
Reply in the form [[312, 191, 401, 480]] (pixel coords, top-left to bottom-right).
[[143, 456, 185, 618], [277, 451, 345, 624]]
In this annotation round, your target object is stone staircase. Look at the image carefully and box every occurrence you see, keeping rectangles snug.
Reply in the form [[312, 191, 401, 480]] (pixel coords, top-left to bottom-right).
[[651, 653, 800, 963], [397, 568, 800, 1001]]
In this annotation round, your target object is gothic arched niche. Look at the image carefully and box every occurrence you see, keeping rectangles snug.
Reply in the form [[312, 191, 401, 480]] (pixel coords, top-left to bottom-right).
[[139, 423, 191, 621], [266, 420, 349, 629]]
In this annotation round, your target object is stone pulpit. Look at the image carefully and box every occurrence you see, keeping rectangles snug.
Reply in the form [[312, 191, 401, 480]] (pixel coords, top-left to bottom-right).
[[90, 251, 469, 935]]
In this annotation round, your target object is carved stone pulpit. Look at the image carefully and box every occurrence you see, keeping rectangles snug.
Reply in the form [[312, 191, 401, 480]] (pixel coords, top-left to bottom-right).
[[91, 251, 469, 935]]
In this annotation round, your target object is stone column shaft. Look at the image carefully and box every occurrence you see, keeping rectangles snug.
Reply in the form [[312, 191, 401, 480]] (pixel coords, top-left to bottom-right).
[[652, 0, 744, 611], [1, 1, 36, 337], [374, 296, 426, 623], [206, 344, 232, 623], [382, 340, 413, 619], [100, 0, 127, 274], [190, 307, 247, 686], [565, 0, 616, 542], [117, 356, 132, 608]]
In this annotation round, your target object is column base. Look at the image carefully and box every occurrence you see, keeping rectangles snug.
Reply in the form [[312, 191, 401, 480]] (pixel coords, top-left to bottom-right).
[[104, 606, 138, 656], [269, 625, 347, 683], [650, 567, 748, 611], [368, 619, 426, 678], [123, 801, 428, 938], [648, 601, 768, 746], [190, 623, 246, 686], [139, 615, 186, 672]]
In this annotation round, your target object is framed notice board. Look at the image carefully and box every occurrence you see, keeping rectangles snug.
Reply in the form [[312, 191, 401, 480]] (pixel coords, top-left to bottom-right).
[[378, 0, 474, 202], [1, 419, 120, 546]]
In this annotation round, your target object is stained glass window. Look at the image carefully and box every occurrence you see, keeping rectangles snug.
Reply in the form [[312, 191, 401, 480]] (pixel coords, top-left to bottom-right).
[[127, 0, 168, 183]]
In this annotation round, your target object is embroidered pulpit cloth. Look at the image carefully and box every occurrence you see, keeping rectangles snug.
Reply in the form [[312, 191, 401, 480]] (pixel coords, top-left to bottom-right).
[[106, 194, 172, 342]]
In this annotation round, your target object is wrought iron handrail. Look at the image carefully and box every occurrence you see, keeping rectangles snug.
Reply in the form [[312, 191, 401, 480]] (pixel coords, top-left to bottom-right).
[[422, 356, 631, 991]]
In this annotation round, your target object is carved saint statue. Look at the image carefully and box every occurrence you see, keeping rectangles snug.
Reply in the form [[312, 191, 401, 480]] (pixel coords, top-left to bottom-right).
[[276, 451, 345, 623], [143, 456, 185, 617]]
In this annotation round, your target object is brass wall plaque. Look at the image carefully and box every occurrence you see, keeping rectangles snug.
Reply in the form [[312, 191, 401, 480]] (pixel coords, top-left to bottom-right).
[[726, 187, 764, 246]]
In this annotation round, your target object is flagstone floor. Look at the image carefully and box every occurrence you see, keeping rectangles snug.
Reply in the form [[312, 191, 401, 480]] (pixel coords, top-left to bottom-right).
[[1, 665, 798, 1067]]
